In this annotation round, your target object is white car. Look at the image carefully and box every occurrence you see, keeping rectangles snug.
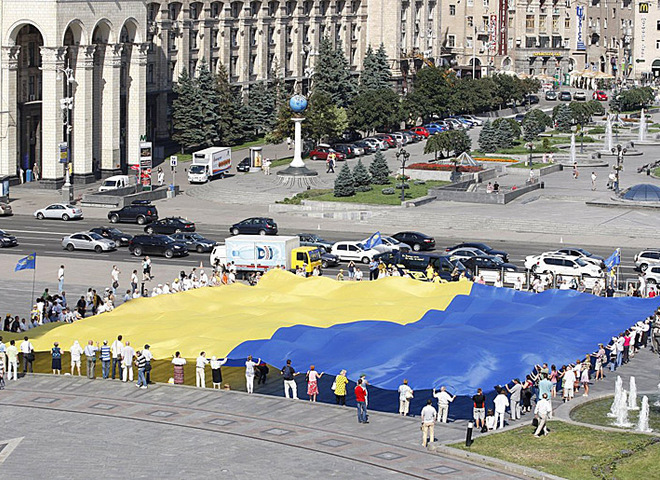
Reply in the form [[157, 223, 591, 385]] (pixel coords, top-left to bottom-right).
[[62, 232, 117, 253], [360, 235, 411, 254], [462, 115, 484, 126], [34, 203, 83, 221], [446, 247, 488, 262], [551, 248, 605, 268], [524, 253, 602, 278], [634, 249, 660, 272], [331, 241, 381, 264]]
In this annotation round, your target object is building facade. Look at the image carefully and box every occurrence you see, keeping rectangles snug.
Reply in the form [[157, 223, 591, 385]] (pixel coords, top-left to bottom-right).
[[631, 0, 660, 80]]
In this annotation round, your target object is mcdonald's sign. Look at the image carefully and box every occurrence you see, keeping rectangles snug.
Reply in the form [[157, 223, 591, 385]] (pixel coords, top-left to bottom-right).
[[639, 2, 649, 13]]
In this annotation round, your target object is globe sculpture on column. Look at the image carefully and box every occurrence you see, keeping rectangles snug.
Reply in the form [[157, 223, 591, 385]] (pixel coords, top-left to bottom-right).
[[277, 94, 318, 182]]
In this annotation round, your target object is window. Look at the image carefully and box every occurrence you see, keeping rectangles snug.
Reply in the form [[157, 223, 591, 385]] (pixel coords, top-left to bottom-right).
[[147, 63, 154, 84], [336, 0, 345, 13], [268, 0, 278, 15], [230, 55, 238, 78], [526, 15, 534, 29], [539, 15, 546, 31], [286, 0, 295, 15], [552, 15, 559, 31], [466, 36, 473, 48], [286, 25, 293, 43], [190, 3, 200, 19], [483, 0, 488, 6], [212, 29, 219, 48], [190, 30, 198, 49], [169, 61, 176, 82], [250, 26, 257, 46], [351, 0, 360, 13], [250, 1, 260, 16], [231, 1, 242, 17], [320, 0, 329, 15], [231, 28, 239, 46], [303, 0, 313, 14], [268, 26, 275, 44], [249, 54, 257, 75], [657, 20, 660, 30], [526, 36, 535, 47], [351, 23, 358, 40], [303, 25, 310, 43], [467, 16, 473, 27], [449, 4, 456, 14], [565, 17, 570, 28], [447, 34, 456, 47], [211, 2, 222, 18]]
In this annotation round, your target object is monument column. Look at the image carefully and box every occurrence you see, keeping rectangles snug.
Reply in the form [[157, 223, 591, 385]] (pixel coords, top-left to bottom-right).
[[40, 46, 67, 188], [0, 46, 20, 179], [72, 45, 96, 183], [101, 43, 122, 175]]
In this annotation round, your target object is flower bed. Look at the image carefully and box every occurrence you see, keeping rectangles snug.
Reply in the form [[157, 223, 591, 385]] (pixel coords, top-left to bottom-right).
[[473, 157, 518, 163], [408, 163, 483, 173]]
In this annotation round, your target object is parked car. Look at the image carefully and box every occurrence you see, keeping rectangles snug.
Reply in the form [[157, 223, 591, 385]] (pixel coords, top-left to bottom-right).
[[375, 134, 396, 147], [236, 157, 251, 172], [446, 242, 509, 262], [351, 144, 365, 156], [330, 241, 381, 263], [34, 203, 83, 221], [0, 202, 12, 216], [445, 118, 467, 130], [62, 231, 117, 253], [593, 90, 608, 101], [555, 247, 605, 267], [354, 140, 376, 154], [573, 91, 586, 101], [545, 90, 558, 101], [514, 113, 525, 124], [170, 232, 216, 253], [526, 94, 540, 105], [309, 145, 346, 161], [376, 251, 469, 281], [391, 231, 436, 251], [634, 249, 660, 272], [0, 229, 18, 247], [129, 234, 189, 258], [462, 115, 484, 126], [446, 246, 489, 263], [332, 144, 357, 159], [524, 253, 602, 277], [423, 124, 444, 134], [230, 217, 278, 235], [461, 255, 520, 274], [363, 137, 387, 150], [108, 200, 158, 225], [298, 233, 334, 252], [321, 251, 340, 269], [144, 217, 196, 235], [643, 265, 660, 285], [89, 226, 133, 247], [559, 91, 572, 101]]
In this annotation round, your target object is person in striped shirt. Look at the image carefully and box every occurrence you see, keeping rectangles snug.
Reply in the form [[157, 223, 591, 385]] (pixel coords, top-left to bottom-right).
[[100, 340, 112, 379], [135, 350, 148, 389]]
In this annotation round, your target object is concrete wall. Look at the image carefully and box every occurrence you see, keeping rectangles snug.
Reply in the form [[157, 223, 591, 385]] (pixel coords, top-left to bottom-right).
[[429, 182, 541, 205], [81, 185, 177, 207]]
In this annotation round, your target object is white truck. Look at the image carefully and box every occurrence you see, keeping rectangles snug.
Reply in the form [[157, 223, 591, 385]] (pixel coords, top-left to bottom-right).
[[98, 175, 138, 192], [210, 235, 322, 274], [188, 146, 232, 183]]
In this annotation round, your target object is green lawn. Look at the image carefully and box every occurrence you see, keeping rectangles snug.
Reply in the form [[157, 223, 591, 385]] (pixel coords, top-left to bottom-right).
[[279, 178, 449, 206], [270, 156, 293, 167], [451, 421, 660, 480], [653, 167, 660, 177], [510, 162, 553, 169], [571, 395, 660, 432]]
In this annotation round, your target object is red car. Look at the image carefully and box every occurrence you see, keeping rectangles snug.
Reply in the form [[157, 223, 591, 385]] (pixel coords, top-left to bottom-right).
[[412, 126, 430, 138], [308, 146, 346, 161], [375, 134, 396, 147], [593, 90, 608, 101]]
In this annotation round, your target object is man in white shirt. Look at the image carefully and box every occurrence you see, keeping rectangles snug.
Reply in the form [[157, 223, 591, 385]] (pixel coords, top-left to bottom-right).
[[245, 355, 260, 394], [110, 335, 123, 379], [433, 386, 456, 423], [196, 351, 209, 388], [562, 366, 576, 401], [83, 340, 99, 379], [493, 387, 510, 429], [58, 265, 65, 293], [534, 393, 553, 437], [420, 399, 438, 447], [6, 340, 19, 380], [142, 344, 153, 384], [20, 336, 34, 374], [398, 379, 414, 416], [0, 336, 6, 371], [70, 340, 84, 376], [121, 341, 136, 382]]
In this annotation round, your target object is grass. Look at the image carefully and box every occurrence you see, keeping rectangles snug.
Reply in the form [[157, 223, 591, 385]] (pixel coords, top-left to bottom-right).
[[451, 421, 660, 480], [510, 162, 553, 169], [278, 177, 449, 206], [653, 167, 660, 177], [270, 156, 293, 167], [571, 395, 660, 432]]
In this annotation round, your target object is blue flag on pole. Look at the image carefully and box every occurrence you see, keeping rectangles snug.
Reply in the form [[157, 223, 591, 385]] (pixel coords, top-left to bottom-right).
[[15, 253, 36, 272], [604, 249, 620, 271], [364, 232, 383, 250]]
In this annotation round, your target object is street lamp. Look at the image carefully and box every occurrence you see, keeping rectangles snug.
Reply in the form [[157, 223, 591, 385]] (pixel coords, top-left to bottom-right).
[[611, 144, 627, 194], [579, 124, 584, 154], [525, 142, 534, 167], [57, 65, 75, 202], [395, 148, 410, 203]]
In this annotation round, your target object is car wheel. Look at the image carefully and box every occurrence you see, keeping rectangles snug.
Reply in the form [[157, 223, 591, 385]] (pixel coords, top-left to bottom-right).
[[196, 245, 204, 253], [137, 216, 146, 225], [110, 214, 119, 223], [412, 243, 421, 252], [322, 261, 328, 269], [36, 212, 44, 220], [231, 228, 239, 235], [259, 229, 266, 236], [311, 155, 318, 161], [66, 243, 75, 252], [62, 214, 70, 221], [648, 278, 657, 285], [362, 257, 370, 264], [640, 263, 649, 272], [94, 245, 103, 253], [146, 227, 154, 235], [133, 246, 143, 256], [164, 249, 174, 259]]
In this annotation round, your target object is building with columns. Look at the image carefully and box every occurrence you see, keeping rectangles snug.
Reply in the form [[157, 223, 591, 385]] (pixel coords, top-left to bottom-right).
[[631, 0, 660, 80], [0, 0, 147, 187]]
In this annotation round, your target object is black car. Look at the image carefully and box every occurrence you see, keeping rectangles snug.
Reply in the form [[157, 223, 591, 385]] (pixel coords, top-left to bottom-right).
[[445, 242, 509, 262], [353, 140, 376, 154], [89, 226, 133, 247], [392, 231, 435, 251], [144, 217, 196, 235], [128, 234, 188, 258], [0, 229, 18, 248], [321, 251, 340, 268], [108, 200, 158, 225], [559, 91, 572, 101], [526, 94, 540, 105], [514, 113, 525, 124], [230, 217, 278, 235], [237, 157, 251, 172], [333, 144, 357, 159], [170, 232, 216, 253], [298, 233, 334, 252], [377, 251, 469, 281], [461, 256, 519, 274]]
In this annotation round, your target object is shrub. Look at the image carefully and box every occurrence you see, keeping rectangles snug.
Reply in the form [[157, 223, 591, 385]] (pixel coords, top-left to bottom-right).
[[395, 183, 410, 189], [381, 187, 395, 195], [356, 185, 373, 192]]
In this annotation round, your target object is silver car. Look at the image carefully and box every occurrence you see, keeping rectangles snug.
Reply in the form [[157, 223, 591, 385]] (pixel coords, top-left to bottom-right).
[[634, 249, 660, 272], [0, 202, 12, 216], [62, 231, 117, 253], [34, 203, 83, 221]]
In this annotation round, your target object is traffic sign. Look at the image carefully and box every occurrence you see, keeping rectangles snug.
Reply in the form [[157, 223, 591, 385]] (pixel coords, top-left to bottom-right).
[[170, 155, 178, 168]]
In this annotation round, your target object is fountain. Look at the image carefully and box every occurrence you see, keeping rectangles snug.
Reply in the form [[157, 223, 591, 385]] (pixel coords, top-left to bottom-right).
[[628, 376, 639, 411], [639, 108, 647, 142], [655, 382, 660, 407], [605, 115, 613, 152], [612, 390, 633, 428], [637, 396, 653, 432], [608, 376, 624, 417], [570, 133, 576, 164]]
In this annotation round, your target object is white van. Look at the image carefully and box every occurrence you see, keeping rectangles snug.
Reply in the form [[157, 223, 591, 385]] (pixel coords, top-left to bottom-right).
[[99, 175, 137, 192]]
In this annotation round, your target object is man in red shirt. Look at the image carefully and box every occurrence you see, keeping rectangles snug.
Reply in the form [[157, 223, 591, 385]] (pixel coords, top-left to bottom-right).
[[355, 378, 368, 423]]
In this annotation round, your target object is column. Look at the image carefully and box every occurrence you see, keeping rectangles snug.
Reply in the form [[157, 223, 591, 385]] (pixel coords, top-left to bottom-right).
[[127, 43, 147, 166], [72, 45, 96, 183], [101, 43, 122, 174], [0, 46, 20, 179], [39, 46, 67, 188]]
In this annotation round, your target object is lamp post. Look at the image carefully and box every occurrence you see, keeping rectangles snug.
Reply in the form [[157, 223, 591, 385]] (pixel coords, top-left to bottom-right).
[[57, 65, 75, 202], [579, 124, 584, 154], [525, 142, 534, 167], [611, 144, 626, 194], [396, 148, 410, 203]]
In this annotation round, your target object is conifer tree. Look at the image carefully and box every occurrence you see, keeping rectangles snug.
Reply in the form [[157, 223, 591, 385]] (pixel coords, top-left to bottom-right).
[[369, 150, 391, 184], [172, 69, 204, 151], [352, 159, 372, 191], [478, 120, 498, 153], [334, 163, 356, 197]]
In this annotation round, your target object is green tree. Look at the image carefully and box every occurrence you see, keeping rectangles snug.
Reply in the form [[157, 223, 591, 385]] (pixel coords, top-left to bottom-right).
[[569, 101, 592, 126], [334, 163, 356, 197], [314, 36, 357, 108], [404, 66, 456, 122], [449, 129, 472, 155], [495, 120, 516, 149], [424, 133, 444, 160], [225, 87, 253, 145], [553, 104, 573, 133], [352, 159, 372, 191], [522, 109, 550, 142], [195, 60, 224, 146], [450, 77, 497, 115], [305, 90, 349, 142], [359, 44, 392, 92], [204, 61, 236, 145], [349, 88, 401, 134], [369, 150, 391, 184], [478, 120, 498, 153], [171, 68, 204, 151], [247, 81, 278, 135], [492, 117, 522, 138], [617, 86, 655, 111]]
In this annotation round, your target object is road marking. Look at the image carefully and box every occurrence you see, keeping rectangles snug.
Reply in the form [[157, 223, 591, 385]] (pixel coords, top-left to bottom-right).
[[0, 437, 23, 464], [6, 229, 70, 236]]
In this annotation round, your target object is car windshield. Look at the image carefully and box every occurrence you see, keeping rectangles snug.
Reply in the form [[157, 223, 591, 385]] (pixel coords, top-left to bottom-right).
[[577, 248, 592, 257], [357, 243, 366, 250], [575, 258, 588, 266], [189, 165, 206, 174], [489, 256, 504, 265], [108, 228, 122, 235], [89, 233, 104, 240], [102, 180, 117, 187]]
